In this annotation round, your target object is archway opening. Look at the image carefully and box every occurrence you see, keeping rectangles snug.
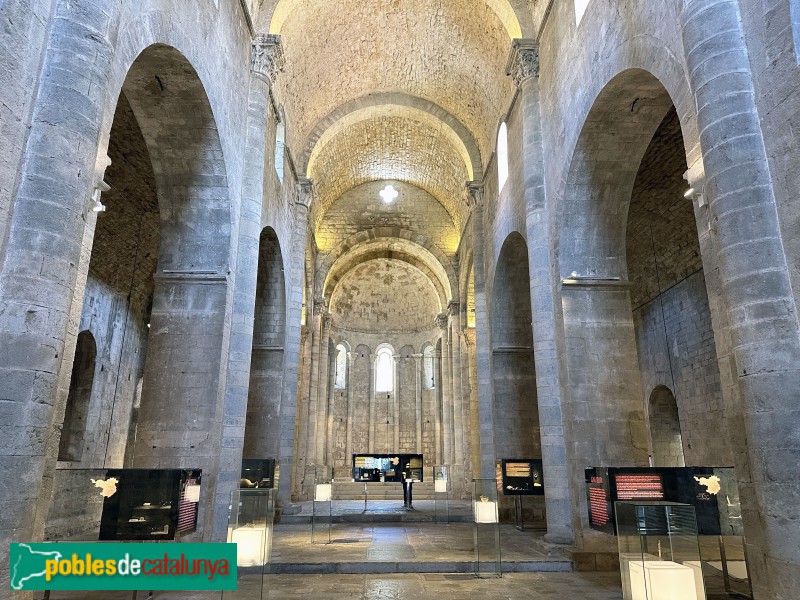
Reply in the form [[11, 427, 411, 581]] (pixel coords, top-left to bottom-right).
[[244, 227, 287, 460], [648, 386, 685, 467], [58, 331, 98, 462], [491, 233, 542, 522]]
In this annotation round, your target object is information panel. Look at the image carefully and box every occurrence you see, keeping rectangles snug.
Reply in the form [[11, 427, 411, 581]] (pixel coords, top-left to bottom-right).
[[352, 454, 423, 482], [585, 466, 741, 536], [499, 458, 545, 496]]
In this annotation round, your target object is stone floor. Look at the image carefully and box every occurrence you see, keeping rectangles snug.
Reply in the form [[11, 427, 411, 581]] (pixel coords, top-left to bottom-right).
[[42, 573, 624, 599]]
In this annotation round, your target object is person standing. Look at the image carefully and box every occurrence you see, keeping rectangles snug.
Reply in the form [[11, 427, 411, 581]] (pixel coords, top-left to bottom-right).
[[402, 470, 414, 510]]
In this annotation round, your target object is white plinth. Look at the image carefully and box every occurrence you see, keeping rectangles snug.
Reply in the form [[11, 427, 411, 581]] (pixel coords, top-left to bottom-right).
[[434, 480, 448, 493], [315, 483, 332, 502], [474, 501, 498, 523], [629, 560, 703, 600], [229, 526, 268, 567]]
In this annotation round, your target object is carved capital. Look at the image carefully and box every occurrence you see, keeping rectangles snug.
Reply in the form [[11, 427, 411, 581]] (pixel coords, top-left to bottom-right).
[[435, 312, 449, 330], [466, 182, 484, 210], [313, 295, 328, 316], [322, 311, 332, 330], [447, 301, 461, 317], [506, 39, 539, 87], [296, 178, 314, 209], [252, 34, 284, 82]]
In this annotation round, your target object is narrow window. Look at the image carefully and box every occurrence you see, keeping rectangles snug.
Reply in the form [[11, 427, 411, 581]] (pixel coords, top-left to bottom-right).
[[423, 345, 435, 389], [497, 122, 509, 193], [275, 118, 286, 183], [58, 331, 97, 462], [334, 344, 347, 389], [375, 347, 394, 393], [575, 0, 591, 26]]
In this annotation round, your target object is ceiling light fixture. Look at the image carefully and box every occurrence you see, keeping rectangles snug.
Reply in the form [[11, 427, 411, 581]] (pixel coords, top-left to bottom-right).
[[379, 184, 399, 205]]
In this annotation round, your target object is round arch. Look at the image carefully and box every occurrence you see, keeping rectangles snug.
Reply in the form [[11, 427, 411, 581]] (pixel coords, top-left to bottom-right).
[[302, 93, 483, 179]]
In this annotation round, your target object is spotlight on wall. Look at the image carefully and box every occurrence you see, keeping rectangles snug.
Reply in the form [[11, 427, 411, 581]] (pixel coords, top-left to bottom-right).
[[90, 180, 111, 213], [684, 187, 696, 199]]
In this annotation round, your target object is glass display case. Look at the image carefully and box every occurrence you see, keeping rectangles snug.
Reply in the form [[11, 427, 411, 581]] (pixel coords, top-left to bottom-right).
[[473, 478, 501, 578], [351, 454, 423, 482], [312, 465, 333, 544], [434, 465, 449, 524], [616, 501, 706, 600], [224, 488, 276, 599], [97, 469, 202, 541]]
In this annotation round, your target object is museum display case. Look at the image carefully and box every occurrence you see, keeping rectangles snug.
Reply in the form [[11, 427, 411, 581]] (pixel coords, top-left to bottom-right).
[[312, 465, 333, 544], [473, 478, 501, 578], [434, 465, 449, 523], [240, 459, 278, 489], [351, 454, 423, 482], [224, 488, 276, 599], [95, 469, 202, 541], [616, 501, 706, 600]]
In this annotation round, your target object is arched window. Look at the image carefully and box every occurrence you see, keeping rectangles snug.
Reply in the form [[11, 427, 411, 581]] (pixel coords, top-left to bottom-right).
[[334, 344, 347, 389], [274, 118, 286, 183], [497, 122, 509, 193], [423, 344, 435, 389], [58, 331, 97, 462], [574, 0, 591, 25], [375, 346, 394, 393]]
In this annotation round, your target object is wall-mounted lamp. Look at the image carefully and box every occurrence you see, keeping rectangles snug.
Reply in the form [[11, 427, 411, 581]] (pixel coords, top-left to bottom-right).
[[683, 187, 695, 199]]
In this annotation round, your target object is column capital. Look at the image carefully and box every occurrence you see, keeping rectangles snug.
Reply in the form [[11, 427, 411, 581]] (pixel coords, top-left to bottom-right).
[[466, 181, 484, 209], [295, 178, 314, 209], [252, 34, 284, 83], [447, 300, 461, 317], [313, 295, 328, 316], [435, 312, 449, 330], [506, 39, 539, 87]]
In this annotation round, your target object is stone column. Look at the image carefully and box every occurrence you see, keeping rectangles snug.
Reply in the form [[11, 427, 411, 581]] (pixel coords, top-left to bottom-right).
[[414, 354, 423, 454], [345, 351, 354, 464], [680, 4, 800, 596], [0, 2, 122, 579], [507, 40, 575, 544], [368, 353, 376, 453], [315, 310, 332, 464], [433, 343, 443, 465], [277, 178, 313, 509], [448, 302, 465, 466], [436, 312, 454, 465], [467, 183, 496, 480], [304, 298, 325, 464], [213, 34, 284, 539], [393, 355, 400, 453]]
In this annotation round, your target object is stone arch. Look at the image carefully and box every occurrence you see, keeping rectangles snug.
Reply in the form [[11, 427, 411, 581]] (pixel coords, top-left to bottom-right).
[[491, 233, 540, 457], [301, 93, 483, 179], [112, 46, 233, 535], [264, 0, 532, 39], [58, 331, 98, 463], [648, 386, 685, 467], [319, 227, 457, 302], [244, 227, 287, 459]]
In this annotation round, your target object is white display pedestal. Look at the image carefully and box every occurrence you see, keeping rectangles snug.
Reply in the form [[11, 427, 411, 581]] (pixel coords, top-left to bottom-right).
[[629, 561, 703, 600], [229, 525, 268, 567]]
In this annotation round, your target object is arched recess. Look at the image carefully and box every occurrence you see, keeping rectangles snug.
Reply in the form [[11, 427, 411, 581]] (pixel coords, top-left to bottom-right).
[[120, 45, 233, 483], [244, 227, 286, 459], [558, 69, 686, 483], [491, 233, 540, 462], [648, 386, 685, 467], [58, 331, 98, 462]]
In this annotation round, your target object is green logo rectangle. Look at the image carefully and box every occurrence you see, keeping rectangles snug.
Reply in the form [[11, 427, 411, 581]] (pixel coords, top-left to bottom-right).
[[10, 543, 238, 591]]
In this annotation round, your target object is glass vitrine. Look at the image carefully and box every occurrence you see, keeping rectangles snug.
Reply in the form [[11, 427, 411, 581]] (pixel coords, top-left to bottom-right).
[[224, 488, 276, 599], [616, 501, 706, 600], [473, 478, 501, 578]]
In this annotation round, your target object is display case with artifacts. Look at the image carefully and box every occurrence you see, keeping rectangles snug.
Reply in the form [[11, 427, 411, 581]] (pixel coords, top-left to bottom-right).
[[97, 469, 202, 541], [500, 459, 544, 496], [351, 454, 423, 482], [240, 459, 277, 489]]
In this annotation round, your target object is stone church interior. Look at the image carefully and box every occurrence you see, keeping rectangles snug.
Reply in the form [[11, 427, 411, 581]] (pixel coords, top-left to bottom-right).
[[0, 0, 799, 598]]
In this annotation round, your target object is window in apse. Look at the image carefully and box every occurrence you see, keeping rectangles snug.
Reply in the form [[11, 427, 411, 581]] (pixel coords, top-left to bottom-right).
[[375, 347, 394, 393]]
